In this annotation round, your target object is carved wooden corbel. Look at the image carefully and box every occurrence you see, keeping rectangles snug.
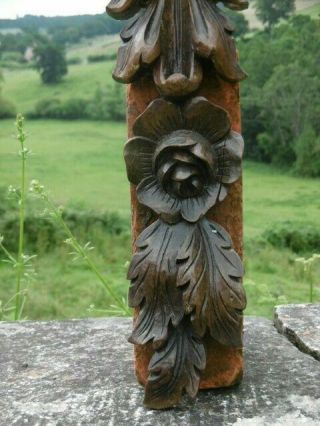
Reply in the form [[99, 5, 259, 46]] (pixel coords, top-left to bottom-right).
[[107, 0, 247, 97], [107, 0, 248, 409]]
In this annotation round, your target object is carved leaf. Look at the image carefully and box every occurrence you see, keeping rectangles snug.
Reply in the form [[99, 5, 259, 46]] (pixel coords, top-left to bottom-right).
[[108, 0, 247, 92], [106, 0, 140, 20], [128, 219, 192, 347], [113, 0, 164, 83], [154, 0, 203, 97], [144, 320, 206, 410], [220, 0, 249, 11], [177, 218, 246, 347], [190, 0, 247, 82]]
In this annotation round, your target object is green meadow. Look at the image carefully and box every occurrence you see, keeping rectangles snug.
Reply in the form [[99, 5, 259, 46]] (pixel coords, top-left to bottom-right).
[[2, 61, 116, 114], [0, 117, 319, 320], [1, 19, 320, 320]]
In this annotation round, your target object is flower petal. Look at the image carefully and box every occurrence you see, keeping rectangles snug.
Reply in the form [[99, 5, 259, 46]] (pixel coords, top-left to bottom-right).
[[214, 131, 244, 184], [180, 184, 223, 223], [155, 130, 215, 170], [183, 97, 231, 143], [106, 0, 141, 20], [171, 165, 199, 182], [134, 99, 183, 140], [124, 137, 157, 185], [137, 177, 181, 224]]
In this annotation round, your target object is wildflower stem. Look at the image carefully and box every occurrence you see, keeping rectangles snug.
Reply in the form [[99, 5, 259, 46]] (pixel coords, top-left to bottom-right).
[[0, 241, 17, 264], [15, 115, 27, 320], [41, 192, 130, 316], [309, 268, 314, 303]]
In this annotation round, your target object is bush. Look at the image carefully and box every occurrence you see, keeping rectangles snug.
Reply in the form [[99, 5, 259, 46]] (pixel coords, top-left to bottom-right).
[[29, 98, 88, 120], [87, 53, 116, 63], [58, 98, 88, 119], [28, 98, 61, 119], [29, 84, 125, 121], [263, 222, 320, 253], [86, 85, 125, 121], [0, 206, 130, 255], [67, 57, 82, 65], [239, 16, 320, 174], [294, 126, 320, 178], [0, 97, 16, 118], [0, 51, 24, 63], [34, 41, 68, 84]]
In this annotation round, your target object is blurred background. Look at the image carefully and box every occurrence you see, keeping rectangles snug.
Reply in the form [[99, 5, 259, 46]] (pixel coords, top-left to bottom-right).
[[0, 0, 319, 320]]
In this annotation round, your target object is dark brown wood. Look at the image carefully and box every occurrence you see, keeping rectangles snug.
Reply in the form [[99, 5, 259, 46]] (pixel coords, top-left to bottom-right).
[[106, 0, 248, 410], [107, 0, 247, 97], [124, 97, 243, 224]]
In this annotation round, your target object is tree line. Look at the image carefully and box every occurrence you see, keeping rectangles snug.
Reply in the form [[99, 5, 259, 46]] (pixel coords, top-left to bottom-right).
[[240, 14, 320, 177], [0, 14, 123, 45]]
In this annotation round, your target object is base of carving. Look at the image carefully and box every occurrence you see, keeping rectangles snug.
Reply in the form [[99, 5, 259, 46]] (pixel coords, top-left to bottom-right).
[[134, 336, 244, 392]]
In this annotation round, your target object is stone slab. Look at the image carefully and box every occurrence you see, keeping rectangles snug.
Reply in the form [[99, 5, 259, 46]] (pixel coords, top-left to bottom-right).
[[0, 317, 320, 426], [275, 304, 320, 362]]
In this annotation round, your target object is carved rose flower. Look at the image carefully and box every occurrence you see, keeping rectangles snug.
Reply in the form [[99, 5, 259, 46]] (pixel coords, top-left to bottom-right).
[[124, 97, 243, 223], [106, 0, 248, 96]]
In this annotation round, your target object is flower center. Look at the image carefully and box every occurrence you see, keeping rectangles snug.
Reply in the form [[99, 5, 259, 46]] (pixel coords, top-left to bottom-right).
[[154, 130, 214, 199]]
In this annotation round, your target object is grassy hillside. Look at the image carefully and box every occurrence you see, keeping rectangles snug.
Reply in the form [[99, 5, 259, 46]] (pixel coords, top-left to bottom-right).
[[67, 34, 120, 61], [1, 7, 320, 321], [2, 61, 116, 113], [0, 119, 129, 213], [1, 118, 319, 320], [1, 119, 320, 237]]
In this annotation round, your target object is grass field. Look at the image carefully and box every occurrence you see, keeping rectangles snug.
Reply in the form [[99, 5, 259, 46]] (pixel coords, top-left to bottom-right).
[[1, 6, 320, 320], [2, 61, 116, 113], [0, 118, 319, 320], [0, 119, 129, 213], [1, 119, 320, 237], [67, 34, 120, 61]]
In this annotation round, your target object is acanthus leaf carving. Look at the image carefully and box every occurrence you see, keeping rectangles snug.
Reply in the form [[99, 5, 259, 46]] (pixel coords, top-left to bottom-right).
[[107, 0, 247, 410], [128, 219, 188, 348], [127, 216, 246, 408], [106, 0, 248, 96], [177, 218, 246, 347], [144, 319, 206, 410]]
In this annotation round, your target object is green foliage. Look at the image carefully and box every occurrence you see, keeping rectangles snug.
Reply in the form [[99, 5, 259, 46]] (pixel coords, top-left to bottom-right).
[[67, 57, 82, 65], [294, 126, 320, 177], [254, 0, 295, 29], [0, 97, 16, 118], [0, 70, 16, 117], [0, 31, 34, 55], [221, 8, 249, 36], [0, 14, 124, 45], [86, 85, 125, 121], [240, 15, 320, 175], [295, 254, 320, 303], [87, 53, 117, 63], [0, 118, 319, 319], [34, 41, 68, 84], [263, 222, 320, 253], [0, 51, 24, 63], [29, 84, 125, 121], [0, 205, 130, 255]]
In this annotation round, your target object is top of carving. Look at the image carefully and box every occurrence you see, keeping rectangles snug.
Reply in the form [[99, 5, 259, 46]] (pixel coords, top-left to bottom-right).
[[106, 0, 248, 97], [107, 0, 249, 20]]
